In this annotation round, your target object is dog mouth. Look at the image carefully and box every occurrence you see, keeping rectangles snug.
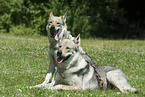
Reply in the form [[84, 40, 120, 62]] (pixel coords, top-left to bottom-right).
[[50, 28, 56, 38], [57, 55, 71, 63], [50, 28, 60, 41]]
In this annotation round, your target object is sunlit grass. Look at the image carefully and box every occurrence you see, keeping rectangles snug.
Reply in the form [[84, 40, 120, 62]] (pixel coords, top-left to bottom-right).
[[0, 34, 144, 97]]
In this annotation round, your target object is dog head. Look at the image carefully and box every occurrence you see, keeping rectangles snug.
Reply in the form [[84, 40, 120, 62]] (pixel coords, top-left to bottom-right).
[[57, 34, 80, 63], [46, 12, 67, 42]]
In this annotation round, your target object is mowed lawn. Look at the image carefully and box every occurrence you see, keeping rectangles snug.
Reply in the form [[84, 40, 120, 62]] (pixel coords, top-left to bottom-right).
[[0, 35, 145, 97]]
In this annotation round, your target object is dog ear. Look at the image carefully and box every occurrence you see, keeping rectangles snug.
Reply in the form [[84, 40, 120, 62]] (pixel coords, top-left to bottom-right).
[[74, 34, 80, 46], [62, 12, 67, 23], [50, 12, 54, 17]]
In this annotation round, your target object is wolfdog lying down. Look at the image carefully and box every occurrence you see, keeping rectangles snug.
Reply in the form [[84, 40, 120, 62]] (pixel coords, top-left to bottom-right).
[[32, 35, 139, 93]]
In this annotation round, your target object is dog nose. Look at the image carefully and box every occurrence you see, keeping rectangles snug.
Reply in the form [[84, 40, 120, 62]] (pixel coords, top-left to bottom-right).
[[51, 25, 55, 29], [57, 50, 62, 55]]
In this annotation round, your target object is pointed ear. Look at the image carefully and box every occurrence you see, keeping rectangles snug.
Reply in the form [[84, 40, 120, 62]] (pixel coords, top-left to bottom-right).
[[62, 12, 67, 23], [74, 34, 80, 46], [50, 12, 54, 17]]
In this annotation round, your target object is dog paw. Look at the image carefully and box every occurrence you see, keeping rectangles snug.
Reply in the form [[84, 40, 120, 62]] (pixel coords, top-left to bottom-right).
[[132, 88, 139, 94], [30, 84, 44, 88]]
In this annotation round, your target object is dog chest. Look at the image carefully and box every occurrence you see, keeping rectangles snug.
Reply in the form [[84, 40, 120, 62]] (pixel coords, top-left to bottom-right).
[[56, 71, 82, 87]]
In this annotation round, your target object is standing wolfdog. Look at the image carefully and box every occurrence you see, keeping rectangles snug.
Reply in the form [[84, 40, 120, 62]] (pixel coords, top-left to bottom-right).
[[33, 35, 138, 93]]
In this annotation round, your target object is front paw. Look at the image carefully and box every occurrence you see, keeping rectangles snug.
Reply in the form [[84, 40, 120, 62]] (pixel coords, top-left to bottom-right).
[[30, 82, 55, 89], [30, 84, 44, 88]]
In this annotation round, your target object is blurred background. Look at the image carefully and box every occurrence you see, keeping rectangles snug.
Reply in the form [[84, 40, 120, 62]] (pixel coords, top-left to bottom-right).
[[0, 0, 144, 39]]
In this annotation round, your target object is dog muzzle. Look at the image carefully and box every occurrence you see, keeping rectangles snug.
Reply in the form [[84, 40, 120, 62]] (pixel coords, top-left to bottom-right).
[[57, 50, 71, 63], [49, 25, 60, 41]]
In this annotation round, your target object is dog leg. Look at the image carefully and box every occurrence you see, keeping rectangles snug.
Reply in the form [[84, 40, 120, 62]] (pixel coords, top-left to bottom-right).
[[30, 81, 55, 88], [30, 63, 55, 88], [30, 72, 55, 88], [107, 69, 139, 93], [44, 84, 81, 90], [42, 72, 54, 84], [42, 63, 55, 84]]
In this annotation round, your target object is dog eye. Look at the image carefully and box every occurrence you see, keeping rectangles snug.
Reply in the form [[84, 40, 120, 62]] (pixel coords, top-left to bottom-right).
[[59, 46, 62, 48], [66, 47, 70, 49], [49, 21, 52, 24], [57, 22, 61, 25]]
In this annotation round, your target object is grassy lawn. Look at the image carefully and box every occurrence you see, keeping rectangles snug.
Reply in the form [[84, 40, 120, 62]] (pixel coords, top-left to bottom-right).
[[0, 34, 144, 97]]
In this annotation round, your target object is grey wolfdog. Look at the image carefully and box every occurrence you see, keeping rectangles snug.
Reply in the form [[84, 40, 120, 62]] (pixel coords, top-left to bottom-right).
[[32, 34, 139, 93]]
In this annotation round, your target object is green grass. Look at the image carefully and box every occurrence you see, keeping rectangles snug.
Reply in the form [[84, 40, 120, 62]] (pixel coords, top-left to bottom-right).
[[0, 34, 145, 97]]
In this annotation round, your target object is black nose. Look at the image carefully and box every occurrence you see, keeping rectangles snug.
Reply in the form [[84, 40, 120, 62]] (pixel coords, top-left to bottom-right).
[[57, 50, 62, 55], [51, 25, 55, 29]]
